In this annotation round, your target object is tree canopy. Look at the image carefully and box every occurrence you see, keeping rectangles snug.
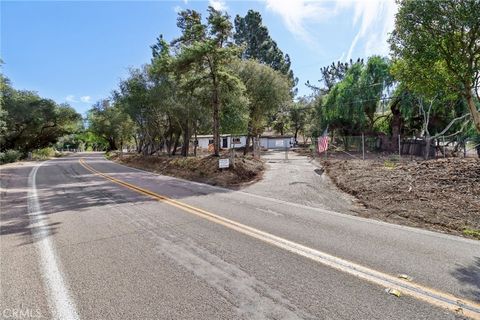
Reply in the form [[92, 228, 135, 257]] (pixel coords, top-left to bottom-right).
[[389, 0, 480, 132], [0, 76, 82, 153], [234, 10, 297, 91]]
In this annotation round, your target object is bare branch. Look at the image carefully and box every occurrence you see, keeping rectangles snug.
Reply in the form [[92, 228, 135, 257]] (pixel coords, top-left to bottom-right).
[[440, 119, 471, 139], [431, 113, 471, 139]]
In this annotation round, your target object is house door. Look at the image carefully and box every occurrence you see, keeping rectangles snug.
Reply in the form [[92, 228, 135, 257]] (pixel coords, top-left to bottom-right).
[[222, 137, 228, 148]]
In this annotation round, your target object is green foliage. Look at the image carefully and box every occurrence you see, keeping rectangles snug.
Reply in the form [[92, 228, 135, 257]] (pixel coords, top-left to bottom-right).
[[389, 0, 480, 132], [234, 10, 297, 92], [463, 228, 480, 240], [288, 98, 311, 142], [373, 116, 390, 135], [88, 99, 135, 151], [0, 150, 21, 164], [220, 90, 249, 135], [316, 56, 392, 135], [307, 58, 363, 94], [31, 147, 56, 160], [234, 59, 291, 137], [170, 7, 246, 155], [383, 160, 397, 169], [0, 78, 82, 153], [85, 6, 295, 157]]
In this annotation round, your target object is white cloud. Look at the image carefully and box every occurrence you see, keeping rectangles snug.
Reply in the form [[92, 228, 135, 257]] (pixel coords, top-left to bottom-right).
[[80, 96, 91, 103], [209, 0, 227, 11], [264, 0, 397, 58], [264, 0, 333, 44], [65, 95, 77, 103], [65, 95, 92, 104], [345, 0, 398, 60]]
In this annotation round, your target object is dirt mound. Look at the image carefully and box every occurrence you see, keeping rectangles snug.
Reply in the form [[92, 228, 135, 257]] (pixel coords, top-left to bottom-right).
[[323, 157, 480, 239], [112, 153, 264, 189]]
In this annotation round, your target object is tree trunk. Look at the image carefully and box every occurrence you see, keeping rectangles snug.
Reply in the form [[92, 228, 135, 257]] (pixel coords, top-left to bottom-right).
[[166, 131, 173, 155], [194, 129, 198, 157], [172, 133, 179, 156], [244, 134, 250, 155], [424, 136, 431, 160], [389, 98, 402, 152], [108, 138, 116, 151], [212, 95, 220, 156], [465, 89, 480, 133], [182, 119, 189, 157], [244, 120, 253, 155]]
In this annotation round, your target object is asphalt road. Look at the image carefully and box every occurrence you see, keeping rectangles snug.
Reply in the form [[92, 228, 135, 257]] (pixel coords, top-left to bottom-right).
[[1, 153, 479, 320]]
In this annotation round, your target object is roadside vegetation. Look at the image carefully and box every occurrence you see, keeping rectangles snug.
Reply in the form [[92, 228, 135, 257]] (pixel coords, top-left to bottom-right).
[[0, 1, 478, 236], [110, 151, 263, 188], [86, 9, 295, 157], [303, 0, 480, 238], [0, 72, 84, 164]]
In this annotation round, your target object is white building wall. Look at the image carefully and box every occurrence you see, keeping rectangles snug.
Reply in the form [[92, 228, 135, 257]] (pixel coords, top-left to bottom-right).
[[195, 136, 293, 150], [196, 136, 247, 149], [197, 138, 212, 149], [229, 136, 247, 149]]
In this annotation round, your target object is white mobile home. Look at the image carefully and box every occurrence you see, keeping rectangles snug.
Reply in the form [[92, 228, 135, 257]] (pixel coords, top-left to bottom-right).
[[194, 135, 247, 149], [193, 134, 294, 150]]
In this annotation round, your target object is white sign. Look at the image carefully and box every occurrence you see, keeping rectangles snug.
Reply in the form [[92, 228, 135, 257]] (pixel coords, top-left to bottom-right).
[[218, 158, 230, 169], [275, 139, 285, 147]]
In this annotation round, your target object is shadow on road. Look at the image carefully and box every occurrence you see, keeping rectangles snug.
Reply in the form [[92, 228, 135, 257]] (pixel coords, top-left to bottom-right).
[[451, 256, 480, 302], [1, 155, 233, 247]]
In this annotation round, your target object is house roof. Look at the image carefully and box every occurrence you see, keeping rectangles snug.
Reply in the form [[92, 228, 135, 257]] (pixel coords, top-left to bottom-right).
[[194, 134, 293, 139], [194, 134, 245, 139]]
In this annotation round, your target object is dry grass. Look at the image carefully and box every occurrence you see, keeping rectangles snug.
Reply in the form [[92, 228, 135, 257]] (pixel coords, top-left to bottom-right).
[[111, 153, 264, 189]]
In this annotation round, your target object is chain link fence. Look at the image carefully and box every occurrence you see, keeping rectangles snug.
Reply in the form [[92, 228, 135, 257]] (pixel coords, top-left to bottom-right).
[[314, 134, 480, 159]]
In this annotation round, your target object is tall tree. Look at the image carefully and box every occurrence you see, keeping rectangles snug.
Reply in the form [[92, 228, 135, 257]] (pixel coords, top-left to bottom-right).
[[1, 86, 81, 153], [306, 58, 363, 95], [389, 0, 480, 132], [289, 97, 311, 144], [234, 10, 297, 92], [233, 59, 291, 153], [173, 7, 245, 156], [88, 99, 134, 151], [317, 56, 392, 135]]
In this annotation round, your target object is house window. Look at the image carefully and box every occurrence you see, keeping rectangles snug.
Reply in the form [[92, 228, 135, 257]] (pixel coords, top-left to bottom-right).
[[232, 137, 241, 143], [208, 139, 214, 144]]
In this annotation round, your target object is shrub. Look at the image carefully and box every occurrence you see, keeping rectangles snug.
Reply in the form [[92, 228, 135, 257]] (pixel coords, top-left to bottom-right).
[[32, 147, 56, 160], [463, 228, 480, 240], [383, 160, 396, 169], [0, 150, 22, 164]]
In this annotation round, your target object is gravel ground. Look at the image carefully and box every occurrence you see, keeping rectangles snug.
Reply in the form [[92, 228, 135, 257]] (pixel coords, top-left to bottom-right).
[[243, 150, 362, 214]]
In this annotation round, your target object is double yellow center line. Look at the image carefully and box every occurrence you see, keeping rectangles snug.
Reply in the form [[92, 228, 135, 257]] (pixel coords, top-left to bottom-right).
[[79, 158, 480, 319]]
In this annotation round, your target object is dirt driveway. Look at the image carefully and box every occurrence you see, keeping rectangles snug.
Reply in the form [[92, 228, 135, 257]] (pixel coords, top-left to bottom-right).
[[242, 150, 360, 214]]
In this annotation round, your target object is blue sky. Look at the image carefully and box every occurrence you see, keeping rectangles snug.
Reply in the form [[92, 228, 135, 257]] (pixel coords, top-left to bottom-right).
[[1, 0, 397, 115]]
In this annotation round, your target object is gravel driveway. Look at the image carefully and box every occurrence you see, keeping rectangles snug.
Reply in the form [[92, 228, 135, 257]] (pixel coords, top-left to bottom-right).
[[243, 150, 361, 214]]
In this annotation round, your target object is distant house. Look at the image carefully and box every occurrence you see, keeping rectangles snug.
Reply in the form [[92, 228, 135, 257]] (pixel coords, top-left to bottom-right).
[[193, 134, 294, 150]]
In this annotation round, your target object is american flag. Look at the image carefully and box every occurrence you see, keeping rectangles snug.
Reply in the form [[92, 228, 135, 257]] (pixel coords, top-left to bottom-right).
[[317, 128, 329, 154]]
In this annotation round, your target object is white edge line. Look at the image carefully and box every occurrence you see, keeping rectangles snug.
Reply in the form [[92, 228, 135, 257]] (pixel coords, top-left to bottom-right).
[[81, 158, 480, 317], [28, 161, 80, 320], [97, 156, 479, 245]]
